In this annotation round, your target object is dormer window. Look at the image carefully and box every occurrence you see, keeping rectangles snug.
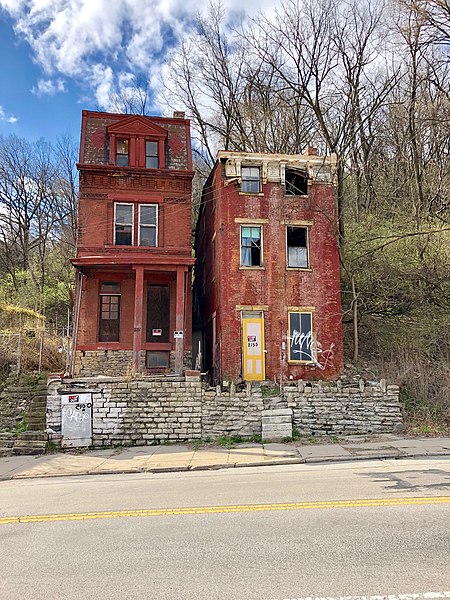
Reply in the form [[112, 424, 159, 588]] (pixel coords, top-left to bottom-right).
[[146, 141, 159, 168], [116, 139, 129, 166]]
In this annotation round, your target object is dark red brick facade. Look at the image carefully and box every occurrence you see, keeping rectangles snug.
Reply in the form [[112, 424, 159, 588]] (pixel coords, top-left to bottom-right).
[[194, 151, 344, 383], [73, 110, 194, 375]]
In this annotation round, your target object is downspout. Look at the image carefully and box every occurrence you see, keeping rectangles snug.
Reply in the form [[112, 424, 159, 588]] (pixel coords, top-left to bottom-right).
[[68, 270, 83, 377]]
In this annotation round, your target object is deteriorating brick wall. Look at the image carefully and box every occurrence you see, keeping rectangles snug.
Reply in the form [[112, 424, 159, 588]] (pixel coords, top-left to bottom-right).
[[47, 376, 402, 448]]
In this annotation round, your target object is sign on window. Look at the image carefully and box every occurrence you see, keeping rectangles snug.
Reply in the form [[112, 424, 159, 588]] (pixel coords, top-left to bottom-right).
[[288, 312, 314, 362]]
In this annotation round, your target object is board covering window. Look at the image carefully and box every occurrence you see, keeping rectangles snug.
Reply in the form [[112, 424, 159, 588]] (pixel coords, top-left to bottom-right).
[[288, 311, 314, 362], [241, 166, 261, 193]]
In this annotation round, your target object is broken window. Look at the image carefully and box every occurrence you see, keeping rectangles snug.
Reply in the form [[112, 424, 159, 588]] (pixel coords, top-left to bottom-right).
[[287, 226, 308, 268], [241, 226, 262, 267], [241, 166, 261, 194], [116, 138, 129, 167], [286, 168, 307, 196], [98, 283, 121, 342]]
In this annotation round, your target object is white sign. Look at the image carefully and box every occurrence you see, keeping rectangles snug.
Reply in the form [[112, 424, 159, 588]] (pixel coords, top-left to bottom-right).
[[174, 330, 184, 339]]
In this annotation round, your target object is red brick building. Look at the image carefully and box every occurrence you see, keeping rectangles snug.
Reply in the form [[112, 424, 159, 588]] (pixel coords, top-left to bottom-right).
[[194, 150, 344, 383], [72, 110, 194, 376]]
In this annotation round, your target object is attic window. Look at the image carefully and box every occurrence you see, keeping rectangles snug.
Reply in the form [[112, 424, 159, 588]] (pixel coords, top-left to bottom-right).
[[286, 168, 307, 196], [241, 166, 261, 194], [116, 139, 129, 167]]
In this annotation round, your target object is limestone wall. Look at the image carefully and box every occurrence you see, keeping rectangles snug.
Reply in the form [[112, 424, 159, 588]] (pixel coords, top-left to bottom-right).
[[47, 376, 403, 448]]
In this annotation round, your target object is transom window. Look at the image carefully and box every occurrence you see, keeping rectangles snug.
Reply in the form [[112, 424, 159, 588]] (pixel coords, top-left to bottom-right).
[[241, 166, 261, 194], [114, 203, 158, 246], [241, 226, 262, 267], [116, 139, 129, 167], [287, 226, 309, 268], [145, 141, 159, 169]]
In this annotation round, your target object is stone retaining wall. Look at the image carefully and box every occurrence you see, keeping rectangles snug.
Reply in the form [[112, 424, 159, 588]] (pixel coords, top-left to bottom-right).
[[75, 350, 193, 377], [47, 376, 403, 448]]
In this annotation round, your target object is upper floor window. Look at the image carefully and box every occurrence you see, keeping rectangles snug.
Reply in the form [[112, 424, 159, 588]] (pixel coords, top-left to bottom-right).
[[287, 226, 308, 268], [241, 166, 261, 194], [114, 202, 158, 246], [286, 168, 308, 195], [145, 141, 159, 168], [241, 226, 262, 267], [139, 204, 157, 246], [115, 203, 133, 245], [116, 139, 129, 167]]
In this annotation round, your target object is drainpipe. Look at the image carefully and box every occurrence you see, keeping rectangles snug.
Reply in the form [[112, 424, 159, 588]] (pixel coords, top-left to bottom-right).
[[68, 270, 83, 377]]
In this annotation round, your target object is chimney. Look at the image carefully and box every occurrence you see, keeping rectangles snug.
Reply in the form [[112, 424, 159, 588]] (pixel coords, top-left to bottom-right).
[[305, 146, 318, 156], [173, 111, 185, 119]]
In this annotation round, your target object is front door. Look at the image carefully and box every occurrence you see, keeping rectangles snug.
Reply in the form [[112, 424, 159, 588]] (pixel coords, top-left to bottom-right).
[[241, 311, 265, 381]]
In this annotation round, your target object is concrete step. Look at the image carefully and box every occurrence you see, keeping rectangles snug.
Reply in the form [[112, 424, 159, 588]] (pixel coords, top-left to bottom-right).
[[262, 416, 292, 424], [16, 431, 48, 442], [13, 440, 47, 455], [261, 408, 293, 417]]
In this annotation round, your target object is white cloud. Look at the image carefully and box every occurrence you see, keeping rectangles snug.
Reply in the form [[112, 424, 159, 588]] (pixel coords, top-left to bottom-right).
[[0, 0, 274, 111], [31, 78, 66, 96], [0, 105, 18, 123]]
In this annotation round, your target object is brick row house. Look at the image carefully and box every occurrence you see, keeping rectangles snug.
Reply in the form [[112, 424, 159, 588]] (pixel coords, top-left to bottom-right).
[[194, 150, 344, 383], [72, 110, 194, 376]]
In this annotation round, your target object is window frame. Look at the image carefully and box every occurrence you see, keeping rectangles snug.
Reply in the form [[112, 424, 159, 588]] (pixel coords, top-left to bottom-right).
[[114, 202, 134, 246], [145, 140, 159, 169], [240, 225, 263, 268], [286, 225, 309, 269], [240, 166, 261, 194], [138, 203, 158, 247], [287, 310, 314, 364], [116, 138, 129, 167], [98, 283, 121, 343], [285, 168, 308, 196]]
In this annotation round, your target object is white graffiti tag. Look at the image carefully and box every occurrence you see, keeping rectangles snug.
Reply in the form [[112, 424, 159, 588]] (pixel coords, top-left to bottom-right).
[[289, 331, 335, 370]]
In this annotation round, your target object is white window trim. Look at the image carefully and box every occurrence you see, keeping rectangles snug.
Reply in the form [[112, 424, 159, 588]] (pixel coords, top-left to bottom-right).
[[114, 202, 134, 246], [286, 225, 309, 269], [138, 203, 158, 247], [240, 224, 263, 268]]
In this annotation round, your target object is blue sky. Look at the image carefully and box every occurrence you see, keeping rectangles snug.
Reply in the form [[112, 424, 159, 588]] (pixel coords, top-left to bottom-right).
[[0, 0, 272, 146]]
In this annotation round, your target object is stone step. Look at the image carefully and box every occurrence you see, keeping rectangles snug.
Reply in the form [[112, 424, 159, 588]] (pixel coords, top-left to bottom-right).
[[262, 415, 292, 424], [261, 408, 293, 417], [13, 440, 47, 455], [16, 431, 48, 442]]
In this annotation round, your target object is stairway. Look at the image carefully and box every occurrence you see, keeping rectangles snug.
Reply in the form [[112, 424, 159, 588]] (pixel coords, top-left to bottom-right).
[[261, 395, 293, 440]]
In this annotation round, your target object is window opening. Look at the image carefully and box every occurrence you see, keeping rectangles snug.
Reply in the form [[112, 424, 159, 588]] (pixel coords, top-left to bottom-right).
[[241, 166, 261, 194], [146, 285, 170, 343], [116, 139, 129, 167], [146, 351, 170, 370], [98, 284, 120, 342], [114, 203, 133, 245], [139, 204, 157, 246], [287, 226, 308, 268], [286, 168, 307, 196], [288, 311, 313, 362], [241, 226, 262, 267], [145, 141, 159, 169]]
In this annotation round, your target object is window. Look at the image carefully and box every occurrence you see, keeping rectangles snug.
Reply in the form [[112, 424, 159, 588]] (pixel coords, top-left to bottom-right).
[[241, 226, 262, 267], [98, 282, 120, 342], [287, 226, 308, 268], [146, 351, 170, 370], [116, 139, 129, 166], [288, 311, 314, 363], [241, 166, 261, 193], [139, 204, 157, 246], [285, 168, 308, 195], [114, 203, 133, 245], [114, 203, 158, 246], [145, 141, 159, 168]]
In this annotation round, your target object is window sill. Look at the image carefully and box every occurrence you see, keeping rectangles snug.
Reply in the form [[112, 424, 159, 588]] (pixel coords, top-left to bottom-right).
[[239, 266, 265, 270], [288, 360, 316, 365], [286, 267, 312, 271], [238, 192, 264, 197]]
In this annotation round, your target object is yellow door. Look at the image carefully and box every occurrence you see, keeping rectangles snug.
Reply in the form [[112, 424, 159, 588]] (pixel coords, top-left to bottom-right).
[[242, 312, 265, 381]]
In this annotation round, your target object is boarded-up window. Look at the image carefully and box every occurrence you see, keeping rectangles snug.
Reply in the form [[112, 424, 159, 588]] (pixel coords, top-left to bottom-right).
[[146, 285, 170, 342], [288, 311, 314, 362]]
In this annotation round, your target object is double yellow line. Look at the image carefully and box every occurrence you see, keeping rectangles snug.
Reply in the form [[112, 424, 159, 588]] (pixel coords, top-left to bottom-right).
[[1, 496, 449, 525]]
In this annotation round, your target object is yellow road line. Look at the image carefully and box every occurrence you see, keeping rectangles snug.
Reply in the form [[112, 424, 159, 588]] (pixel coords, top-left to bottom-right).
[[1, 496, 449, 525]]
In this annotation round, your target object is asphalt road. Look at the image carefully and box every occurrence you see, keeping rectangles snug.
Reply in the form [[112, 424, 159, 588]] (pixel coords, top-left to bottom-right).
[[1, 458, 449, 599]]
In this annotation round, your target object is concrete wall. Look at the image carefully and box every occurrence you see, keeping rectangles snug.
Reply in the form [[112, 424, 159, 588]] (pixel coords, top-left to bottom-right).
[[47, 375, 402, 448]]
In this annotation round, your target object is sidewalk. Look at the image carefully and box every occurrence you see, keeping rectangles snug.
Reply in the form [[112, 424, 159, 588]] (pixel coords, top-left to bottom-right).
[[1, 434, 449, 481]]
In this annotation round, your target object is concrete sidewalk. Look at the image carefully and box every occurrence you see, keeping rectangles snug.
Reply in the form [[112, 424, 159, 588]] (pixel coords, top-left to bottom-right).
[[0, 434, 449, 481]]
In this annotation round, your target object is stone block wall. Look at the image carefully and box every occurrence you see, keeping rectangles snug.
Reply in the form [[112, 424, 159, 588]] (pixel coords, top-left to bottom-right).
[[47, 376, 403, 448], [75, 350, 193, 377]]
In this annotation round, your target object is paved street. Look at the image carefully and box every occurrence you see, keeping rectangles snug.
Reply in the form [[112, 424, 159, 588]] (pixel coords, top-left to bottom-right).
[[1, 457, 449, 599]]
